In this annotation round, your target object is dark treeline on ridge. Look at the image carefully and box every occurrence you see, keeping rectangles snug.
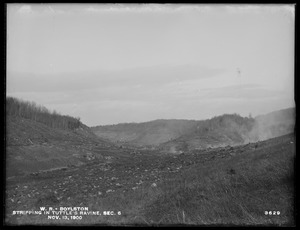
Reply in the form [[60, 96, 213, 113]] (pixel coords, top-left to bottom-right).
[[6, 97, 81, 130]]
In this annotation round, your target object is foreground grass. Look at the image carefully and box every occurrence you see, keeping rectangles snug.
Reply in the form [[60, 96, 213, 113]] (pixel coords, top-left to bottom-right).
[[142, 137, 295, 226], [9, 135, 295, 226]]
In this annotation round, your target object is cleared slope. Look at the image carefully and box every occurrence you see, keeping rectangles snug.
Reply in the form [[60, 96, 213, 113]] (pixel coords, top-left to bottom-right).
[[5, 133, 295, 226], [6, 97, 118, 178], [6, 115, 118, 178]]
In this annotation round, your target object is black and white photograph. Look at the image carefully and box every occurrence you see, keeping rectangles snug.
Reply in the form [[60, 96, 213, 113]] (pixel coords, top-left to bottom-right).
[[5, 3, 295, 226]]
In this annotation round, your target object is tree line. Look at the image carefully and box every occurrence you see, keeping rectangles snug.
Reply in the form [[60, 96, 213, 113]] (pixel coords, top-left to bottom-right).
[[6, 97, 81, 130], [196, 113, 255, 134]]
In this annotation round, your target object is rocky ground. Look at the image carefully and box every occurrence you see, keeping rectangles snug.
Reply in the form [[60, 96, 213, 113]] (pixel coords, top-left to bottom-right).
[[5, 134, 295, 226]]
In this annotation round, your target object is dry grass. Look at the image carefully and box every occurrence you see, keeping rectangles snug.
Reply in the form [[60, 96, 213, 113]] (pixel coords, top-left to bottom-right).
[[141, 139, 295, 226], [7, 135, 295, 226]]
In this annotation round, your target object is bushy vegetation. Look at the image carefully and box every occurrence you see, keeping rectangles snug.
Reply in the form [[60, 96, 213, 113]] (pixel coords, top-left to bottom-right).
[[201, 114, 255, 133], [6, 97, 81, 130]]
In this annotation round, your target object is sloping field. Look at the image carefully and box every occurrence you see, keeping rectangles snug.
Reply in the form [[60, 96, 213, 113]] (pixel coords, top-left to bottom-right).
[[6, 116, 116, 177], [5, 133, 295, 226]]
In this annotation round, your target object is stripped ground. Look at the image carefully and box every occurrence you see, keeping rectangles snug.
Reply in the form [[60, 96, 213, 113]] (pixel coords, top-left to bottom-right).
[[5, 134, 295, 226]]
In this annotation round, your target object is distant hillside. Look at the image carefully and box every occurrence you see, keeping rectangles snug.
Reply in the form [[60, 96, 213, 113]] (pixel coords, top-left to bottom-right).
[[91, 119, 200, 146], [159, 114, 255, 152], [92, 114, 255, 149], [6, 97, 116, 177], [92, 108, 295, 152]]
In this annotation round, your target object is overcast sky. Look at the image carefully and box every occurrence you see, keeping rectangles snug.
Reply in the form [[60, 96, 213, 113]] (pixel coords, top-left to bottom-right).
[[7, 4, 295, 126]]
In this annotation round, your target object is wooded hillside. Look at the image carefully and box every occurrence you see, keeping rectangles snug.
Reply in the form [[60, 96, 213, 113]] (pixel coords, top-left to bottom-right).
[[6, 97, 81, 130]]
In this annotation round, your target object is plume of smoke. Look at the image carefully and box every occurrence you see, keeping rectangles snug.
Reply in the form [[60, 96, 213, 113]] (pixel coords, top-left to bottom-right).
[[247, 108, 295, 142], [169, 145, 178, 154]]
